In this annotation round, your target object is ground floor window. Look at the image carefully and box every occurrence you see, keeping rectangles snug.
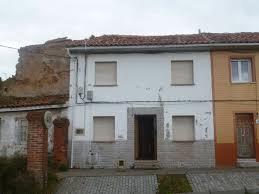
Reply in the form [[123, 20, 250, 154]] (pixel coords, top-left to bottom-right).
[[172, 116, 195, 141], [15, 118, 28, 144], [93, 116, 115, 142]]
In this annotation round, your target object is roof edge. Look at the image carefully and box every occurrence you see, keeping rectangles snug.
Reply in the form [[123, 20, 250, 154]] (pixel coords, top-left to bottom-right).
[[68, 43, 259, 54]]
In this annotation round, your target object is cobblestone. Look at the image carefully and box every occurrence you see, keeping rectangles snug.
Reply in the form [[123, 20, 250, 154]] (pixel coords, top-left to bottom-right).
[[187, 172, 259, 192], [55, 175, 158, 194]]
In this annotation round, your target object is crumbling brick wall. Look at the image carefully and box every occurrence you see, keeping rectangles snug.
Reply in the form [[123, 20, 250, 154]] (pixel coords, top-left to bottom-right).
[[0, 37, 72, 97]]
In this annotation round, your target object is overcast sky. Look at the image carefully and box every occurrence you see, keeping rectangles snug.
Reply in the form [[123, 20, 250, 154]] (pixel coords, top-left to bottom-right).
[[1, 0, 259, 80]]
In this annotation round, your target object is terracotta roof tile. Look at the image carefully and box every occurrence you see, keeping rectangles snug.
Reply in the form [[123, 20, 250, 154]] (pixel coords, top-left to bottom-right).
[[68, 32, 259, 47], [0, 95, 68, 108]]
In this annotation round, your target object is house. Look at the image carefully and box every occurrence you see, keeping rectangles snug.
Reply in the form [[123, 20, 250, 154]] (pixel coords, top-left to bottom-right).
[[2, 32, 259, 169], [67, 34, 215, 168], [210, 33, 259, 167], [0, 95, 68, 156], [0, 38, 71, 158]]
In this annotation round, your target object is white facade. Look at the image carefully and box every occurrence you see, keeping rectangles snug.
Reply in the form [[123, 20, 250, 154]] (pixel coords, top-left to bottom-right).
[[69, 52, 213, 140], [68, 52, 214, 168]]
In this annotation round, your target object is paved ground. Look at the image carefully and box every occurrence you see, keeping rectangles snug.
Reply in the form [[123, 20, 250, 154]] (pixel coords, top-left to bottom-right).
[[56, 175, 158, 194], [187, 172, 259, 192], [55, 169, 259, 194]]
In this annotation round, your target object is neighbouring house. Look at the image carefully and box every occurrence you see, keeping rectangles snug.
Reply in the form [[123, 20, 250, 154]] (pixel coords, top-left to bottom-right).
[[0, 38, 71, 158], [211, 49, 259, 167], [0, 95, 68, 156]]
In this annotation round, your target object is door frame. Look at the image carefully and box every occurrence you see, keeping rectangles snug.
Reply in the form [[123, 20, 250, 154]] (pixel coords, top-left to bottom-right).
[[233, 112, 257, 160], [134, 114, 157, 160]]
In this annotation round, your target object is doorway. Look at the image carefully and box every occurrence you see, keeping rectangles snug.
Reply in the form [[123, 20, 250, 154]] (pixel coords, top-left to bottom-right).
[[236, 113, 255, 158], [135, 115, 157, 160]]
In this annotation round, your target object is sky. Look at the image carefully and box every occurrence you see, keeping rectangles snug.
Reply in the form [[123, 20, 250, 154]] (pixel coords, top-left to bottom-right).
[[1, 0, 259, 80]]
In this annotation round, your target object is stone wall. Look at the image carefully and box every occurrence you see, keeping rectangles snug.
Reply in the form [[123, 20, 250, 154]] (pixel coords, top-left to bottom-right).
[[0, 37, 72, 97]]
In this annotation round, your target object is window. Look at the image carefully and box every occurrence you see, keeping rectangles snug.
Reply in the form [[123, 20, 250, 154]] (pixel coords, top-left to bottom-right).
[[231, 59, 253, 83], [93, 116, 115, 142], [172, 116, 194, 141], [171, 60, 194, 85], [95, 62, 117, 86], [15, 118, 28, 143]]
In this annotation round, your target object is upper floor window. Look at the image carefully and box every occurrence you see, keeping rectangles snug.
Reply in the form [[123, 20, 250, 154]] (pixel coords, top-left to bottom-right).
[[95, 62, 117, 86], [93, 116, 115, 142], [171, 60, 194, 85], [15, 118, 28, 144], [231, 59, 254, 83]]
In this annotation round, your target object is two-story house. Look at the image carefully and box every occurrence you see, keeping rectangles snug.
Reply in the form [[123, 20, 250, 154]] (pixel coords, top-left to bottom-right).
[[210, 33, 259, 167], [67, 35, 215, 168]]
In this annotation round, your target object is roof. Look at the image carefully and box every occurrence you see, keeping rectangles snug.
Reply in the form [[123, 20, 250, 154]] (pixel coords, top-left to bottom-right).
[[0, 95, 68, 108], [68, 32, 259, 48]]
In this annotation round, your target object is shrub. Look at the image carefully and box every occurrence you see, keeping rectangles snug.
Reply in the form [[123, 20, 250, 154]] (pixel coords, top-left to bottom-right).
[[48, 156, 68, 172], [0, 155, 41, 194]]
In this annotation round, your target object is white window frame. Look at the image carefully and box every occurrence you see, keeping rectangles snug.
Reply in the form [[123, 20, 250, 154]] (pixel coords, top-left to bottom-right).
[[94, 61, 118, 86], [15, 117, 28, 144], [172, 115, 195, 141], [231, 59, 253, 83]]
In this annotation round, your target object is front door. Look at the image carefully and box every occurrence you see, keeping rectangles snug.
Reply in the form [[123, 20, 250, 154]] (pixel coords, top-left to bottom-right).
[[135, 115, 156, 160], [236, 113, 255, 158]]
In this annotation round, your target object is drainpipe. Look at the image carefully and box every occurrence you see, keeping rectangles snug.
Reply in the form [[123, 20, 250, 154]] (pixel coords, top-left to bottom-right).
[[70, 56, 78, 168], [77, 53, 93, 167]]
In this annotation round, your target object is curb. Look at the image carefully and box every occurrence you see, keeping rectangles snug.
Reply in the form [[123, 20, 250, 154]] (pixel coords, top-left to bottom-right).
[[183, 187, 259, 194]]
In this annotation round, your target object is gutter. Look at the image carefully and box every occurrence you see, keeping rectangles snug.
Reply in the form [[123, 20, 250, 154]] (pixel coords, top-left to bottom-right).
[[68, 43, 259, 54]]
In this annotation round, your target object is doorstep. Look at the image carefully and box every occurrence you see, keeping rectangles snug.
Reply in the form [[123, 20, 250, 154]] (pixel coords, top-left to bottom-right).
[[134, 160, 160, 169], [237, 158, 259, 168]]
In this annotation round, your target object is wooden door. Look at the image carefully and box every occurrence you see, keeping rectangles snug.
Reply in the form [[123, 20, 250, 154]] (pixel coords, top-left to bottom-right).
[[236, 113, 255, 158], [135, 115, 156, 160]]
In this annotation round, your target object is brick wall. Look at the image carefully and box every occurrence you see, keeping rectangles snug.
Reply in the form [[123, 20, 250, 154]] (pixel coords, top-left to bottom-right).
[[26, 111, 48, 186], [1, 38, 72, 97]]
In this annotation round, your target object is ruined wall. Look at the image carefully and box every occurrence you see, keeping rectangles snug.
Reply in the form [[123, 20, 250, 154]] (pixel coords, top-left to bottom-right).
[[0, 38, 72, 97]]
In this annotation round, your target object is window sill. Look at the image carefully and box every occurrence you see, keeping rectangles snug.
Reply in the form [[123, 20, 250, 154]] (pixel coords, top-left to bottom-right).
[[231, 82, 256, 85], [92, 141, 115, 143], [171, 84, 195, 86], [94, 85, 118, 87]]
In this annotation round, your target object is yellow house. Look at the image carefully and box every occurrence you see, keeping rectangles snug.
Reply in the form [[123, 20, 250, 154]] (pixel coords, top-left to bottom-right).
[[212, 50, 259, 167]]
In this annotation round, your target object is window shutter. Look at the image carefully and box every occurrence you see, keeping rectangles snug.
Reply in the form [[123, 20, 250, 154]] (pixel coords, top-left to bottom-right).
[[93, 117, 115, 141], [172, 116, 194, 141], [171, 61, 194, 85], [95, 62, 117, 85]]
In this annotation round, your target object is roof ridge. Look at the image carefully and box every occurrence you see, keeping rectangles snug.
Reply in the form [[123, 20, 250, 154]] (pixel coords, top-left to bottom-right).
[[200, 33, 214, 43], [68, 32, 259, 48]]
